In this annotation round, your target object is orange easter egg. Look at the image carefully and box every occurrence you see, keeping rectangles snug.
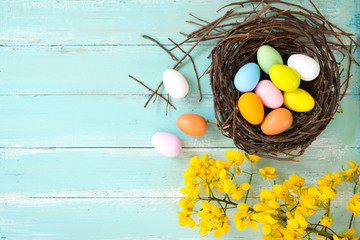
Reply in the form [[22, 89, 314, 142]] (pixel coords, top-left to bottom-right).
[[238, 92, 264, 125], [261, 108, 293, 135], [176, 113, 208, 137]]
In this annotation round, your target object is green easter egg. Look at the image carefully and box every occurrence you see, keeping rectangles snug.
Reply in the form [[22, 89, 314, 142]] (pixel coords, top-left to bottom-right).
[[257, 45, 283, 74]]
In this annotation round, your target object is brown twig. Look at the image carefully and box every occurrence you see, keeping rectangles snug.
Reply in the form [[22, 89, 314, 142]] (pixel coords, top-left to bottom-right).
[[141, 35, 179, 61], [146, 8, 235, 106], [168, 38, 202, 102], [129, 75, 176, 110]]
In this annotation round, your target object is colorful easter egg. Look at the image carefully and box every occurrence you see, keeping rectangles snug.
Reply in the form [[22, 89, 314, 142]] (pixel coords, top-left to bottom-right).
[[255, 80, 283, 109], [287, 54, 320, 81], [269, 64, 300, 92], [176, 113, 208, 137], [151, 132, 182, 157], [238, 92, 264, 125], [261, 108, 293, 135], [257, 45, 283, 74], [234, 63, 260, 92], [162, 69, 189, 99], [283, 88, 315, 112]]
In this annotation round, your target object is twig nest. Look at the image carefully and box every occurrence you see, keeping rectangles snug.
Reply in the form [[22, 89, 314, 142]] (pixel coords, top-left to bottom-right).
[[207, 1, 359, 161]]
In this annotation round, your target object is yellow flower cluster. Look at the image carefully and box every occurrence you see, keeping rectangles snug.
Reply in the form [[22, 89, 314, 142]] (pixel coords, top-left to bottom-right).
[[178, 150, 360, 239], [197, 201, 230, 238]]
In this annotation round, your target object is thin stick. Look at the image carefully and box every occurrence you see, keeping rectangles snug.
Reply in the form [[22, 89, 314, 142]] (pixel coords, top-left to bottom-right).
[[168, 38, 202, 101], [129, 75, 176, 110], [141, 35, 179, 62], [146, 9, 234, 106], [172, 8, 235, 70], [144, 81, 163, 108]]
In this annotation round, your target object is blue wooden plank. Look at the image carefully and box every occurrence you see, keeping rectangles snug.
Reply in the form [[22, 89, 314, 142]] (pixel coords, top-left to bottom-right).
[[0, 95, 358, 148], [0, 148, 358, 196], [0, 46, 358, 95], [0, 0, 358, 46], [0, 197, 357, 240]]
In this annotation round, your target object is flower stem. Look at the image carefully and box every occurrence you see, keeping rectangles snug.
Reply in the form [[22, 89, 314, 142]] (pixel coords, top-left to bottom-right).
[[244, 164, 254, 204], [305, 227, 334, 239], [349, 181, 358, 229]]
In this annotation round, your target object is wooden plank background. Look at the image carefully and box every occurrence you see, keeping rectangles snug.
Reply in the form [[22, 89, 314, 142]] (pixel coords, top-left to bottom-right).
[[0, 0, 359, 239]]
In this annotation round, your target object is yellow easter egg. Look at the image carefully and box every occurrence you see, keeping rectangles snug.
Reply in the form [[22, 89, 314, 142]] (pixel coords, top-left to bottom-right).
[[269, 64, 300, 92], [283, 88, 315, 112], [238, 92, 264, 125]]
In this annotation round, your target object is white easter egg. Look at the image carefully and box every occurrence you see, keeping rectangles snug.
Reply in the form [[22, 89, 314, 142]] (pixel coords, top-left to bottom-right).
[[287, 54, 320, 81], [162, 69, 189, 99]]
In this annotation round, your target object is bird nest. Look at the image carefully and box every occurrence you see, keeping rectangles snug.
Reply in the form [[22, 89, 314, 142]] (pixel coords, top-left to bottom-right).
[[185, 0, 359, 161], [134, 0, 359, 161]]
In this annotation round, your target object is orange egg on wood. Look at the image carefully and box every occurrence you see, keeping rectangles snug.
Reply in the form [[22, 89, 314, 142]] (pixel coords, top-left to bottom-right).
[[261, 108, 293, 135], [176, 113, 208, 137], [238, 92, 264, 125]]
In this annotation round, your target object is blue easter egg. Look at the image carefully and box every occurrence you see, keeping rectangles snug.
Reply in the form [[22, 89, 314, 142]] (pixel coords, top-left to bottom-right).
[[234, 63, 260, 92]]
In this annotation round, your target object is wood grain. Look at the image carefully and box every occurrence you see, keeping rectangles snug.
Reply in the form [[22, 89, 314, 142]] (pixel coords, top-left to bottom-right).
[[0, 46, 358, 95], [0, 0, 357, 46], [0, 95, 358, 148]]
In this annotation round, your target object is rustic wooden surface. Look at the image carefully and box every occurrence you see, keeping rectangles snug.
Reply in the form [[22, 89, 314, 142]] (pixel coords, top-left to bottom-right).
[[0, 0, 359, 239]]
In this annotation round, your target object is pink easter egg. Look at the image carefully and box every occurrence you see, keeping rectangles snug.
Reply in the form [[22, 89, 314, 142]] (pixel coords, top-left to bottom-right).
[[151, 132, 182, 157], [255, 80, 283, 109]]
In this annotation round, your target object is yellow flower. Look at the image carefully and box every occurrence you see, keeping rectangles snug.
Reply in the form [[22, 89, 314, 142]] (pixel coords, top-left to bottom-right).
[[317, 172, 342, 190], [177, 208, 196, 228], [345, 227, 357, 239], [318, 185, 336, 199], [245, 153, 261, 164], [179, 196, 195, 209], [237, 203, 249, 213], [272, 184, 296, 205], [286, 212, 308, 235], [333, 234, 346, 240], [197, 202, 230, 238], [221, 179, 233, 194], [259, 166, 276, 180], [234, 203, 258, 231], [284, 174, 305, 194], [297, 186, 323, 216], [231, 182, 250, 200], [219, 168, 227, 179], [180, 183, 199, 198], [341, 160, 359, 182], [225, 150, 245, 166], [346, 194, 360, 216], [320, 215, 333, 227]]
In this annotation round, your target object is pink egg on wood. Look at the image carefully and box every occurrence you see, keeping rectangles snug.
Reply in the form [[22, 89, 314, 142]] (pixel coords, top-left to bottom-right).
[[151, 132, 182, 157]]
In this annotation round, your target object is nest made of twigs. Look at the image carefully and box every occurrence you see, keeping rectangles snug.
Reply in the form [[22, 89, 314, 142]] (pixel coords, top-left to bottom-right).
[[184, 0, 359, 161], [134, 0, 358, 161]]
